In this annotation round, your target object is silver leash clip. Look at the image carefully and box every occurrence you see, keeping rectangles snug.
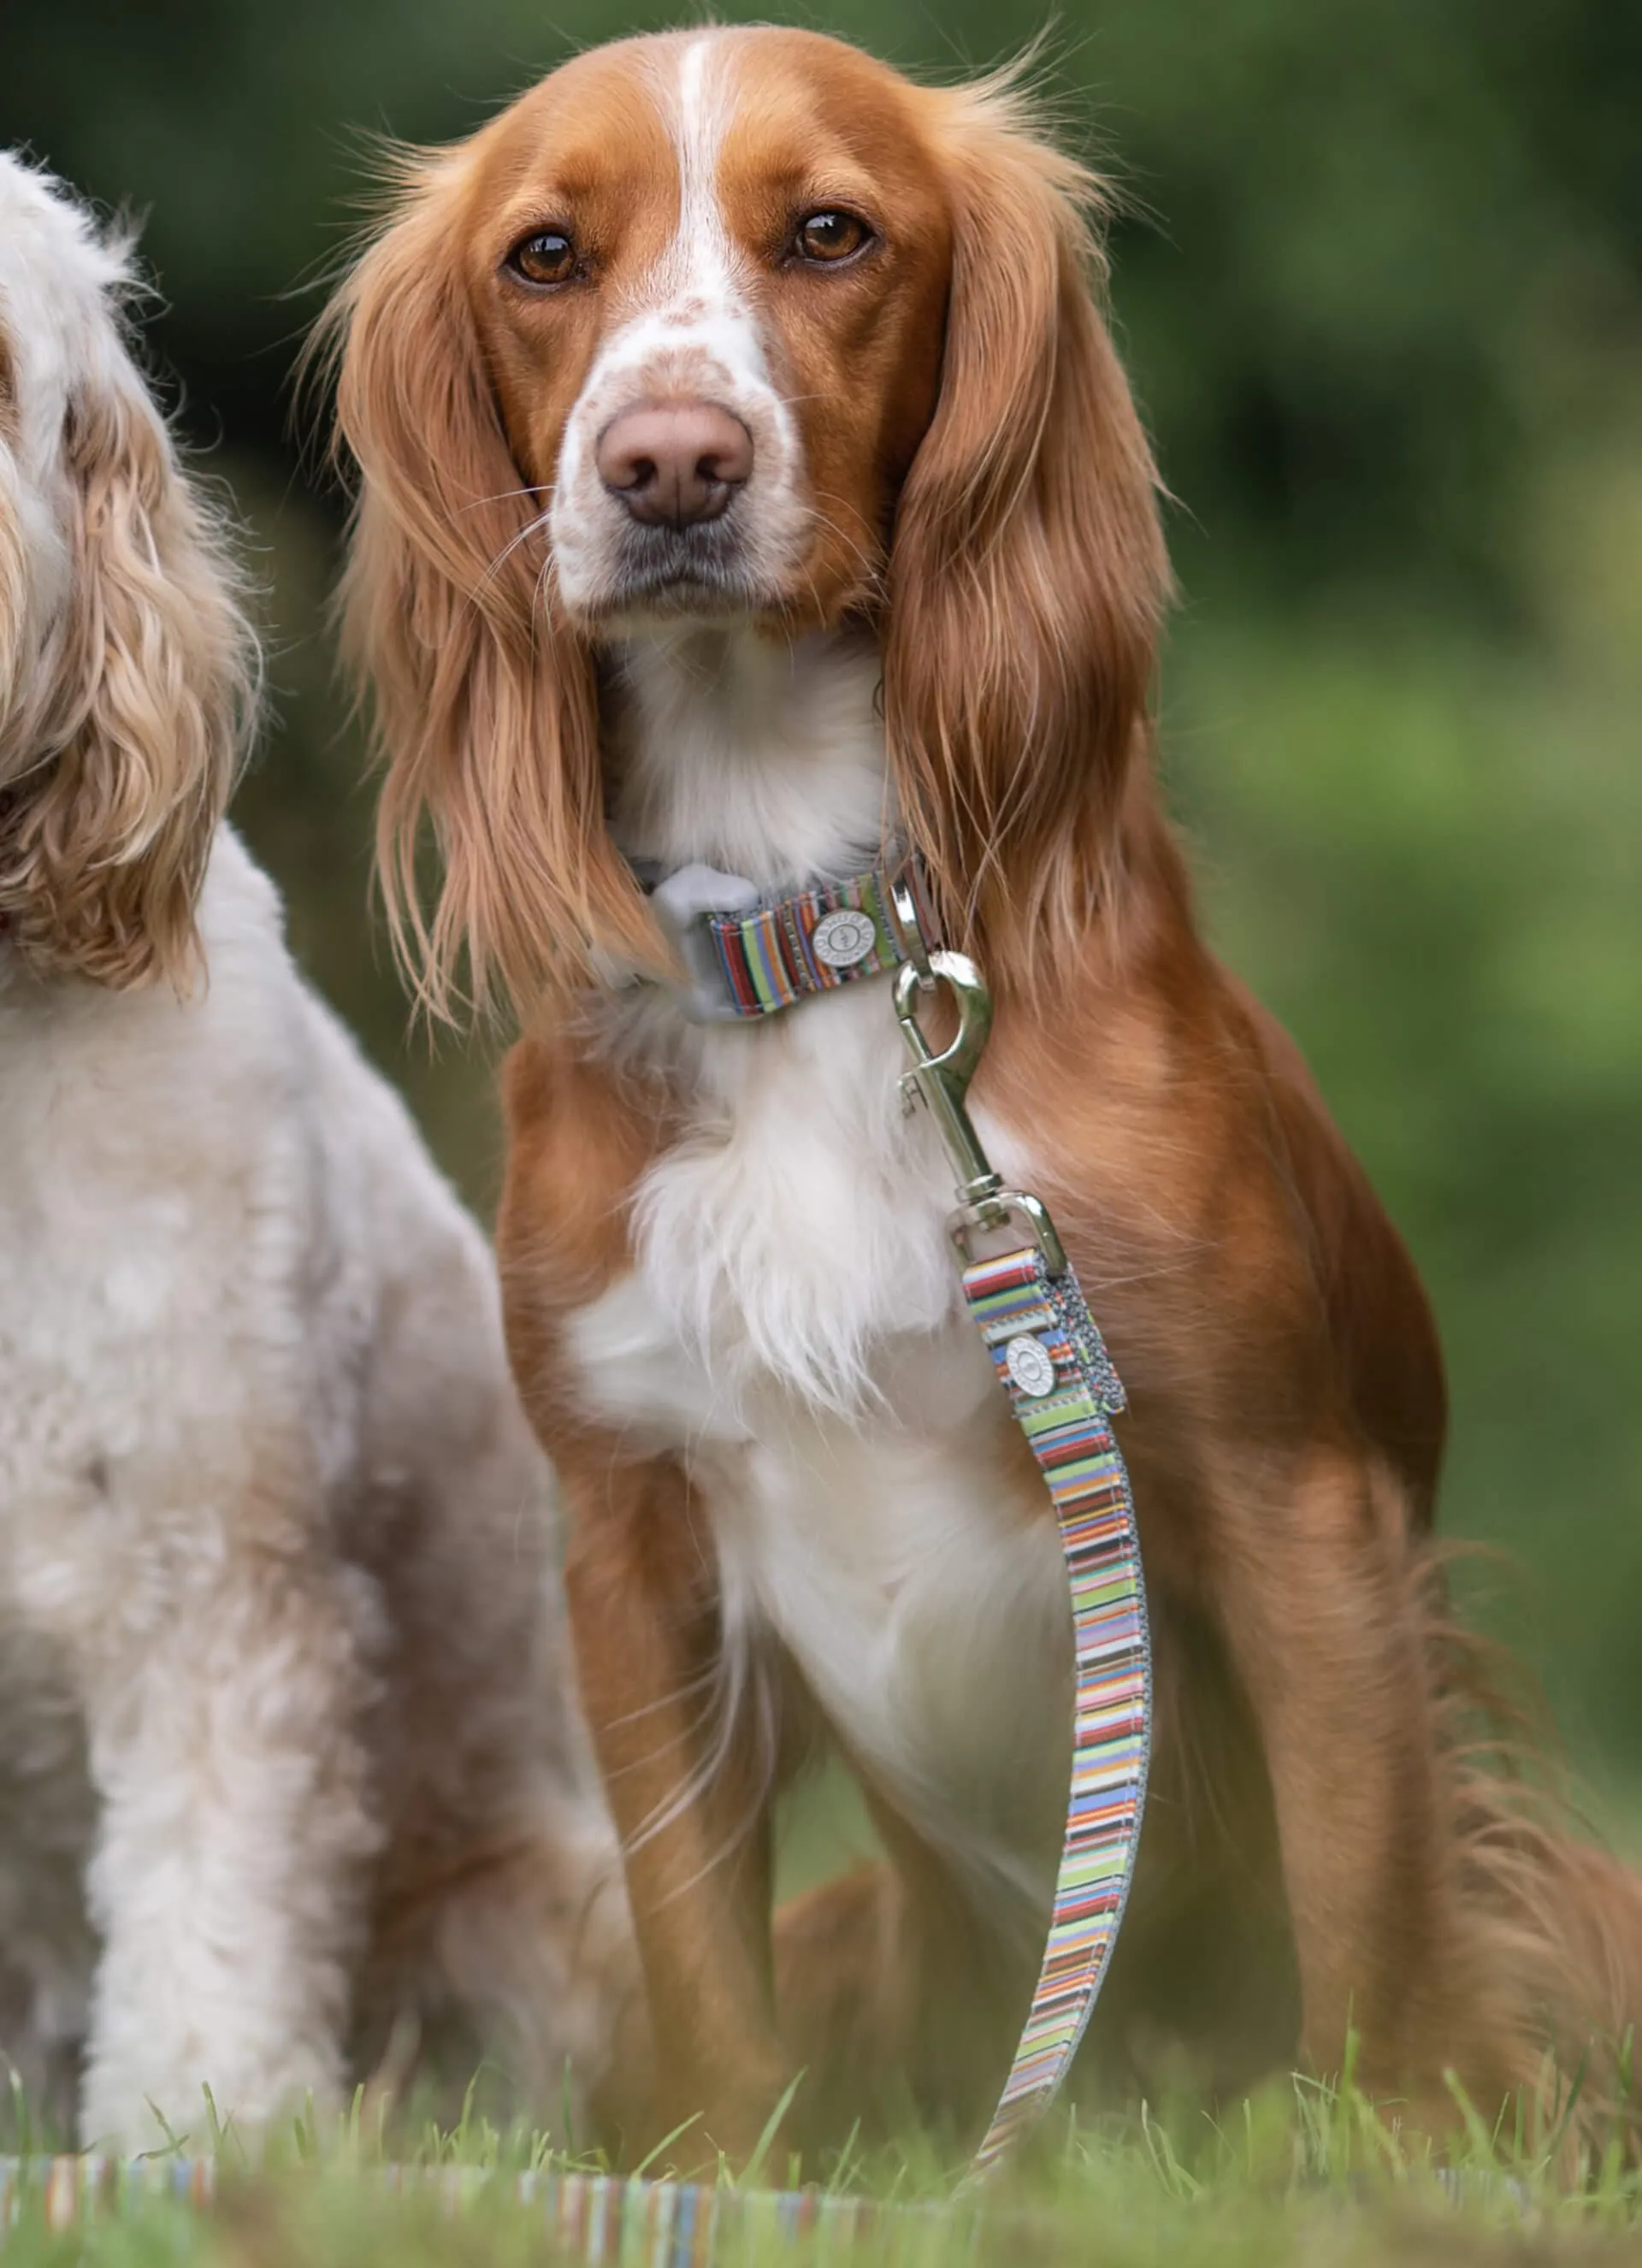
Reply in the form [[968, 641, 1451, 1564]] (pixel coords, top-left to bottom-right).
[[894, 954, 1068, 1277], [886, 871, 936, 990]]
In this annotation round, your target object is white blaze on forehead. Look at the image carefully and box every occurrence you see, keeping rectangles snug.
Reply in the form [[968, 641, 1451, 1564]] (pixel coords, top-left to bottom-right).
[[547, 31, 811, 616], [617, 32, 763, 363], [665, 35, 735, 301]]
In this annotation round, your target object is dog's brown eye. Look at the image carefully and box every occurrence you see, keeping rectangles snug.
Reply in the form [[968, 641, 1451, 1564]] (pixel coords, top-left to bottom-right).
[[507, 229, 577, 287], [794, 210, 871, 265]]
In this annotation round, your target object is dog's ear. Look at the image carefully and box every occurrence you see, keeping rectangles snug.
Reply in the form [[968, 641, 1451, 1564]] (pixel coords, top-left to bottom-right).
[[0, 326, 25, 697], [0, 275, 251, 989], [326, 155, 648, 1023], [884, 82, 1170, 972]]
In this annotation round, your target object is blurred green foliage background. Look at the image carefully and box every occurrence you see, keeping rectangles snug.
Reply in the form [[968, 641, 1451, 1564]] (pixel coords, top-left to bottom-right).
[[6, 2, 1639, 1781]]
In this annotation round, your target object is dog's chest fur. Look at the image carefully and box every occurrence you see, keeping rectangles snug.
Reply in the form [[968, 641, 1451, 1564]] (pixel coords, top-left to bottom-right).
[[0, 845, 350, 1645], [566, 631, 1072, 1917], [0, 837, 346, 2102]]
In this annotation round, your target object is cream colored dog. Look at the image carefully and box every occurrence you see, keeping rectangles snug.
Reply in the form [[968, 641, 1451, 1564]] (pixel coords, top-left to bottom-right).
[[0, 152, 631, 2152]]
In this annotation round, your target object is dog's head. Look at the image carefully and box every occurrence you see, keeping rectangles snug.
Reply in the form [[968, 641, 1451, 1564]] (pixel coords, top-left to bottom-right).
[[0, 156, 254, 990], [328, 31, 1169, 1014]]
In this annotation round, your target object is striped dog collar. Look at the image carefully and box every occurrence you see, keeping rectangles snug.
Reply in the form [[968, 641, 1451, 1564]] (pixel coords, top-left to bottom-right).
[[629, 854, 936, 1023]]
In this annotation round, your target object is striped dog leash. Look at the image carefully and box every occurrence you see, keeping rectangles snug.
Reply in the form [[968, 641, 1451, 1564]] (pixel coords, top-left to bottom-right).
[[894, 949, 1150, 2180], [633, 859, 1151, 2178]]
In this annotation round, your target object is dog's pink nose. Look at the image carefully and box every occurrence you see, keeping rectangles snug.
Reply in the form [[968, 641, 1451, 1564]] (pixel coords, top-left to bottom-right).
[[595, 400, 753, 529]]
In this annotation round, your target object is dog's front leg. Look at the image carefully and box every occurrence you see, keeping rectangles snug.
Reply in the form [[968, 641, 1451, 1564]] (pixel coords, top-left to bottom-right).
[[557, 1439, 789, 2166], [77, 1548, 376, 2153]]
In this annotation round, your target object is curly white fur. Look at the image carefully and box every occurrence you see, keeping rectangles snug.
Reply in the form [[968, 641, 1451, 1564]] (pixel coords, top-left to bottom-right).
[[0, 154, 631, 2152]]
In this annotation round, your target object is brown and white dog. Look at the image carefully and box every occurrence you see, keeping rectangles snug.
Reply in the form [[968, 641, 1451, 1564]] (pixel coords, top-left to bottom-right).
[[327, 28, 1642, 2164]]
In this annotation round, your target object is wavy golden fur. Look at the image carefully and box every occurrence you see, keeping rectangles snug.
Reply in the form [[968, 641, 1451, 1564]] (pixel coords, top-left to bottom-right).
[[883, 77, 1168, 964], [321, 156, 640, 1022], [0, 185, 254, 990]]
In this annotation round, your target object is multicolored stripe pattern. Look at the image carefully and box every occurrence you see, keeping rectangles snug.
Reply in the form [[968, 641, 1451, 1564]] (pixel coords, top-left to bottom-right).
[[703, 862, 934, 1018], [0, 2156, 210, 2232], [961, 1246, 1150, 2179], [0, 2159, 972, 2262]]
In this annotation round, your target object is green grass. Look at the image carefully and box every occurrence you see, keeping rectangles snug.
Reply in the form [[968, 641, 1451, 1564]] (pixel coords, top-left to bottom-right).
[[8, 2063, 1642, 2268]]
